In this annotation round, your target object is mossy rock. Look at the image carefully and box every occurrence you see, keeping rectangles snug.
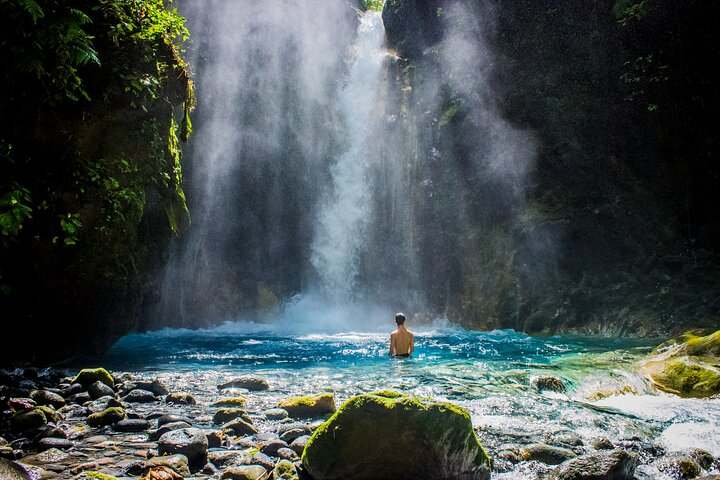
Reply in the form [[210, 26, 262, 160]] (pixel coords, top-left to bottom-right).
[[212, 408, 251, 425], [35, 405, 60, 423], [211, 397, 247, 408], [87, 407, 126, 427], [278, 393, 336, 418], [72, 368, 114, 388], [272, 459, 297, 479], [10, 408, 47, 433], [75, 473, 118, 480], [640, 329, 720, 398], [302, 391, 491, 480]]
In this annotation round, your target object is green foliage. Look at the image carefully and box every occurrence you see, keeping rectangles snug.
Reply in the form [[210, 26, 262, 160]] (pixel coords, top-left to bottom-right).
[[0, 184, 33, 242], [363, 0, 384, 11]]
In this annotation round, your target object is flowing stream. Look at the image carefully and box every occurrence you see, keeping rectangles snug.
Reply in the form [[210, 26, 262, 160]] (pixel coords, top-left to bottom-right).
[[83, 325, 720, 480]]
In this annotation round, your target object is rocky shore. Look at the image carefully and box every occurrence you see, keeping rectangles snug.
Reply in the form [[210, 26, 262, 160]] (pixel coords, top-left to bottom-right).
[[1, 358, 719, 480]]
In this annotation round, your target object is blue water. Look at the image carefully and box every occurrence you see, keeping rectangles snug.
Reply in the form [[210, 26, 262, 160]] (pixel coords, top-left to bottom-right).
[[72, 323, 720, 479]]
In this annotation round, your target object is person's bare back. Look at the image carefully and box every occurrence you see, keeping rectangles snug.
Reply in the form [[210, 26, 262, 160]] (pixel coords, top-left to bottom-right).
[[388, 312, 414, 357]]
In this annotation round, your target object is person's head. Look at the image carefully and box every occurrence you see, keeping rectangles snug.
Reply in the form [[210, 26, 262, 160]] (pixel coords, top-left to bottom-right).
[[395, 312, 406, 325]]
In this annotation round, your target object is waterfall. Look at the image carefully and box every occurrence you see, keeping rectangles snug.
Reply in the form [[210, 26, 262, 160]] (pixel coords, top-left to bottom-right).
[[310, 11, 387, 302]]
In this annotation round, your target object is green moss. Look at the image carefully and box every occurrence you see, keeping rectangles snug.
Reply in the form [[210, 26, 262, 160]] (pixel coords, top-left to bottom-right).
[[77, 473, 118, 480], [272, 459, 297, 479], [10, 408, 47, 432], [302, 391, 490, 479], [72, 368, 114, 388], [87, 407, 125, 427], [278, 393, 336, 418], [662, 361, 720, 397], [211, 397, 247, 408], [35, 405, 59, 423]]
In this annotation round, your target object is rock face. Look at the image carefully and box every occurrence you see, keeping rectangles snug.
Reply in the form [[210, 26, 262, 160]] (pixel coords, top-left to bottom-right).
[[639, 330, 720, 397], [302, 390, 491, 480]]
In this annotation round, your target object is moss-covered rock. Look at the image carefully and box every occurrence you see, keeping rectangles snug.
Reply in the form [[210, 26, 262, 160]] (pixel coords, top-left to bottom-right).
[[87, 407, 126, 427], [639, 329, 720, 398], [278, 393, 336, 418], [212, 408, 251, 425], [301, 390, 491, 480], [272, 459, 297, 480], [10, 408, 47, 433], [35, 405, 59, 424], [220, 465, 267, 480], [74, 473, 118, 480], [72, 368, 114, 388], [211, 397, 247, 408]]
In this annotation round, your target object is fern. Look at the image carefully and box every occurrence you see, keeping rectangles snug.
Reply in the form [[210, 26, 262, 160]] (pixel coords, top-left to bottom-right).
[[17, 0, 44, 22]]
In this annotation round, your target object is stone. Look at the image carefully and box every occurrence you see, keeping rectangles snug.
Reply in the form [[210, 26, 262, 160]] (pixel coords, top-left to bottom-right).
[[591, 437, 614, 450], [204, 429, 225, 448], [157, 414, 193, 427], [264, 408, 289, 420], [688, 448, 714, 470], [131, 379, 169, 396], [521, 443, 577, 465], [0, 458, 31, 480], [211, 397, 247, 408], [34, 405, 59, 423], [124, 389, 157, 403], [150, 421, 193, 441], [213, 408, 252, 425], [531, 376, 567, 393], [68, 392, 91, 404], [550, 449, 638, 480], [289, 435, 310, 455], [279, 427, 311, 444], [88, 381, 116, 399], [87, 407, 126, 427], [143, 466, 184, 480], [10, 408, 47, 433], [157, 427, 208, 472], [72, 368, 114, 388], [272, 459, 297, 479], [260, 439, 289, 456], [36, 437, 73, 451], [302, 390, 491, 480], [165, 392, 196, 405], [114, 419, 150, 432], [207, 450, 252, 468], [63, 383, 83, 397], [657, 454, 703, 479], [145, 453, 191, 477], [29, 390, 65, 409], [222, 418, 258, 436], [277, 447, 298, 461], [218, 375, 270, 391], [220, 465, 267, 480], [639, 330, 720, 398], [251, 452, 275, 470], [552, 431, 584, 447], [277, 393, 336, 418], [8, 398, 35, 411]]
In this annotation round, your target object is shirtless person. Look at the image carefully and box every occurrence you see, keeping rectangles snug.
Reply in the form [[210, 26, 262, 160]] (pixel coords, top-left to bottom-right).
[[388, 312, 414, 358]]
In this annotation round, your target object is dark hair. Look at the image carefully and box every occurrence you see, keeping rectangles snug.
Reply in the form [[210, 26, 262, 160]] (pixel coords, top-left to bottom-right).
[[395, 312, 406, 324]]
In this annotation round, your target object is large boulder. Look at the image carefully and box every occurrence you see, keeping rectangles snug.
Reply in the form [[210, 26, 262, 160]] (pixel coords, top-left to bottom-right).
[[639, 330, 720, 398], [302, 390, 491, 480]]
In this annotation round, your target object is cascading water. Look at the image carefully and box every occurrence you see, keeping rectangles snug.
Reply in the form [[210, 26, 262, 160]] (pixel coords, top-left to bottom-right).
[[310, 11, 387, 302]]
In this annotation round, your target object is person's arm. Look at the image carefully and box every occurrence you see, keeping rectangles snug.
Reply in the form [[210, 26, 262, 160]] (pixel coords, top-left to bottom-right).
[[388, 334, 395, 356], [409, 334, 415, 355]]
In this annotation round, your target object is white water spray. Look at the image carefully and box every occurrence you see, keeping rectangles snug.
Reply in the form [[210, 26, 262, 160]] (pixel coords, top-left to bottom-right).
[[310, 11, 387, 301]]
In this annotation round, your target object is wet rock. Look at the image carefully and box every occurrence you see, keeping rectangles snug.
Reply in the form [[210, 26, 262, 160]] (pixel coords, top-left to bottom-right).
[[88, 381, 116, 399], [62, 383, 83, 398], [150, 421, 193, 441], [87, 396, 122, 413], [220, 465, 267, 480], [132, 379, 169, 396], [67, 392, 91, 404], [289, 435, 310, 456], [204, 430, 225, 448], [639, 330, 720, 398], [265, 408, 289, 420], [272, 459, 297, 479], [36, 437, 73, 451], [251, 452, 275, 470], [279, 426, 311, 444], [552, 431, 584, 448], [689, 448, 714, 470], [22, 446, 70, 464], [157, 414, 193, 427], [587, 385, 639, 401], [145, 453, 191, 477], [222, 418, 258, 436], [521, 443, 577, 465], [124, 389, 157, 403], [29, 390, 65, 409], [157, 427, 208, 472], [34, 405, 59, 423], [165, 392, 196, 405], [211, 397, 247, 408], [550, 449, 638, 480], [591, 437, 614, 450], [213, 408, 252, 425], [0, 458, 32, 480], [531, 376, 567, 393], [657, 454, 702, 479], [218, 375, 270, 391], [302, 390, 491, 480], [207, 450, 251, 468], [8, 398, 35, 411], [277, 447, 299, 461], [72, 368, 114, 388], [260, 439, 289, 456], [114, 419, 150, 432], [10, 408, 47, 433], [277, 393, 336, 418], [87, 406, 126, 427]]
